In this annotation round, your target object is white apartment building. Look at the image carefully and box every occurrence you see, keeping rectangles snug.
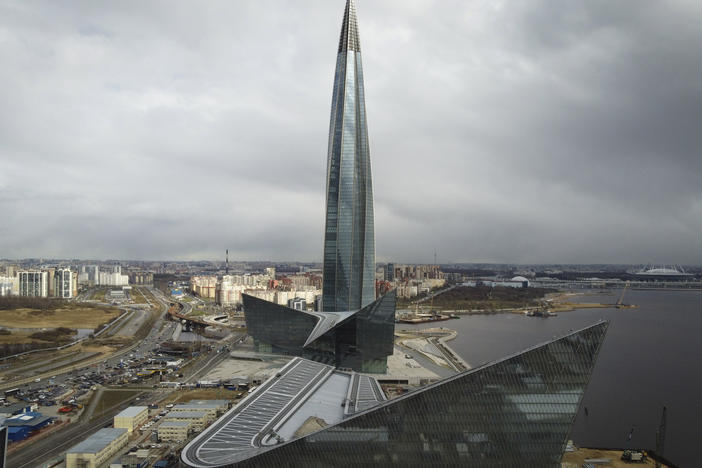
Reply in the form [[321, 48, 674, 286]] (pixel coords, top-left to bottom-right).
[[190, 276, 218, 299], [18, 271, 48, 297], [0, 276, 17, 296], [54, 268, 73, 298], [98, 271, 129, 286]]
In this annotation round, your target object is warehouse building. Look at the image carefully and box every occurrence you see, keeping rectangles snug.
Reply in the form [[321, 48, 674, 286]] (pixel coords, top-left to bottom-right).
[[170, 401, 226, 419], [163, 411, 210, 431], [158, 420, 192, 442], [114, 406, 148, 434], [66, 428, 128, 468], [2, 411, 54, 442], [187, 400, 229, 413]]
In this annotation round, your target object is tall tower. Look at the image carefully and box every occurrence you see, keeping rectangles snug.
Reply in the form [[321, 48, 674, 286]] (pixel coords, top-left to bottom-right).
[[322, 0, 375, 312]]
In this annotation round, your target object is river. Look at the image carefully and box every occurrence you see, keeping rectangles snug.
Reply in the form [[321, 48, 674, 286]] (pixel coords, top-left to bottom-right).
[[396, 289, 701, 467]]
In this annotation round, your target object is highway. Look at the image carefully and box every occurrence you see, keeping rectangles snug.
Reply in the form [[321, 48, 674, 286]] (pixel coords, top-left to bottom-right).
[[5, 287, 244, 467]]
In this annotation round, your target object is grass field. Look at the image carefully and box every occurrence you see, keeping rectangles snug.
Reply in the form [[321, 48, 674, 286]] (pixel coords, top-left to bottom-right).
[[0, 307, 121, 329], [90, 388, 143, 420], [408, 286, 556, 311], [138, 288, 158, 308], [0, 331, 43, 344], [164, 388, 242, 404], [129, 287, 148, 304]]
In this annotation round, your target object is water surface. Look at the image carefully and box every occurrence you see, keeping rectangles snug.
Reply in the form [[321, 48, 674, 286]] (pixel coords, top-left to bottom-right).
[[397, 289, 701, 467]]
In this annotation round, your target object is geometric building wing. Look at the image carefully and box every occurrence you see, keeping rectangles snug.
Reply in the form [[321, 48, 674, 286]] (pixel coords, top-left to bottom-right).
[[195, 321, 608, 468], [243, 291, 396, 373], [242, 293, 318, 354]]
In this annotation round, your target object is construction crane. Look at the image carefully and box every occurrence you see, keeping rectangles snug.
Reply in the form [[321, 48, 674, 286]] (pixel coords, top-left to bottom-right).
[[655, 406, 667, 468], [616, 281, 630, 308]]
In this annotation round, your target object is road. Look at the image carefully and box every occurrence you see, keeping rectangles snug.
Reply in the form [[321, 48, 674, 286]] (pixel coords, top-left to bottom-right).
[[6, 287, 243, 467]]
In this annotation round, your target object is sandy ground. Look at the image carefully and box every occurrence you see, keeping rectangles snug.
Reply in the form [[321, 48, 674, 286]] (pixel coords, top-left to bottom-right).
[[163, 388, 243, 404], [0, 307, 120, 329], [562, 448, 669, 467], [203, 357, 287, 382]]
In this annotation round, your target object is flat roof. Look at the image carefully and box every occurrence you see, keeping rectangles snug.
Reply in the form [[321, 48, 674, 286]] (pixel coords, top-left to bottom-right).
[[160, 421, 192, 428], [165, 411, 208, 419], [67, 428, 127, 454], [115, 406, 148, 418], [174, 403, 220, 410], [188, 400, 229, 406]]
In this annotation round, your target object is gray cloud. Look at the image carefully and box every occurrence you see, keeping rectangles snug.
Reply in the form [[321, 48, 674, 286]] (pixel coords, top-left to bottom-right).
[[1, 0, 700, 264]]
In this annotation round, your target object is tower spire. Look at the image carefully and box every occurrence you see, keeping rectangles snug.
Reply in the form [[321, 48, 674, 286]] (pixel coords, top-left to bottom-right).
[[338, 0, 361, 53], [323, 0, 374, 312]]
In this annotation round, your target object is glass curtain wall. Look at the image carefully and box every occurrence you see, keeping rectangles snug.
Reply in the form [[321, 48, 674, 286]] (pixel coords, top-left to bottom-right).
[[228, 322, 608, 468], [323, 0, 375, 313]]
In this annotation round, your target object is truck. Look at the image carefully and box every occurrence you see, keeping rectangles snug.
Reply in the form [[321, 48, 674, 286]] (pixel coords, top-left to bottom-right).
[[621, 450, 645, 462]]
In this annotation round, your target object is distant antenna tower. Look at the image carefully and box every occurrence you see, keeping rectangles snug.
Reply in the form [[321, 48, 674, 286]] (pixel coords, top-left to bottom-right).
[[226, 249, 229, 275], [434, 249, 437, 266]]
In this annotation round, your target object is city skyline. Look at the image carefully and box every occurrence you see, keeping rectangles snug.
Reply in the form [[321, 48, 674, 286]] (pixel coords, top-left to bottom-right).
[[1, 1, 701, 264]]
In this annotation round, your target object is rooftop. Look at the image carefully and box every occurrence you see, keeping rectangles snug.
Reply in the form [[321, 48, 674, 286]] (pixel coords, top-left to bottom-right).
[[3, 411, 53, 427], [160, 421, 192, 428], [165, 411, 208, 419], [67, 428, 127, 454], [174, 403, 221, 410], [115, 406, 148, 418], [182, 357, 386, 468], [188, 400, 229, 406]]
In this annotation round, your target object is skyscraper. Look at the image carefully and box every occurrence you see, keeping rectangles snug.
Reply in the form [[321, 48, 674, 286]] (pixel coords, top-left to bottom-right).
[[243, 0, 395, 374], [322, 0, 375, 313]]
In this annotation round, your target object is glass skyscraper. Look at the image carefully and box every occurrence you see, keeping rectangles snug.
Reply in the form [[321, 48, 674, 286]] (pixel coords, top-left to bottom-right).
[[322, 0, 376, 313], [241, 0, 395, 374]]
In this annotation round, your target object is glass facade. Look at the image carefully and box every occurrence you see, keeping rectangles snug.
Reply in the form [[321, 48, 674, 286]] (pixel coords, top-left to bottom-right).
[[243, 290, 396, 372], [323, 0, 375, 313], [217, 322, 609, 468], [242, 294, 318, 357]]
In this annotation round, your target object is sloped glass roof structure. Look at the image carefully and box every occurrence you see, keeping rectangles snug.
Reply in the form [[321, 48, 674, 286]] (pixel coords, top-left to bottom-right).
[[182, 321, 608, 467], [243, 290, 396, 373]]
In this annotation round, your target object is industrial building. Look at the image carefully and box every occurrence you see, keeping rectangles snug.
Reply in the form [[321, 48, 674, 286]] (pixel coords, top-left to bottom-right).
[[1, 411, 54, 442], [171, 401, 228, 419], [163, 411, 210, 431], [65, 427, 128, 468], [158, 420, 192, 442], [114, 406, 148, 434]]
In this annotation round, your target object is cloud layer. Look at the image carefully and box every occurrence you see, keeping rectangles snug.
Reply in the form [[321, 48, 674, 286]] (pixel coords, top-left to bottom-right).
[[1, 0, 700, 264]]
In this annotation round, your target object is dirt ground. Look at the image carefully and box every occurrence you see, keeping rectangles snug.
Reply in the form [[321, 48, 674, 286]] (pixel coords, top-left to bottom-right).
[[129, 288, 148, 304], [163, 388, 243, 404], [0, 307, 120, 329], [0, 330, 44, 344], [562, 448, 668, 467]]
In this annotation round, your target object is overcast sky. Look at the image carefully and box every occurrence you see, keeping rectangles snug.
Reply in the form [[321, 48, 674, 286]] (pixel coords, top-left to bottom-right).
[[1, 0, 701, 264]]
